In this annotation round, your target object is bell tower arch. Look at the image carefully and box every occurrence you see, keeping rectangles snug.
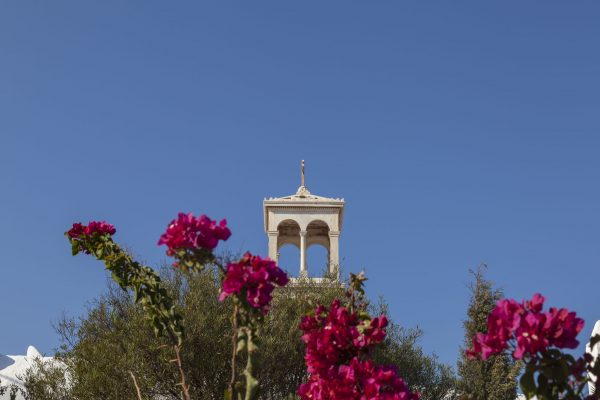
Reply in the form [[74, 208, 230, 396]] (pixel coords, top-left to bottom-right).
[[263, 161, 345, 282]]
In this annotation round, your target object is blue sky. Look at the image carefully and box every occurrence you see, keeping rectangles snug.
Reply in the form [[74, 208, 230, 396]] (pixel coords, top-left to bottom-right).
[[1, 2, 599, 368]]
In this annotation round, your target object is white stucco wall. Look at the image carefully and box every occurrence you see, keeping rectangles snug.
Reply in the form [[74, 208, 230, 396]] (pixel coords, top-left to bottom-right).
[[0, 346, 57, 399]]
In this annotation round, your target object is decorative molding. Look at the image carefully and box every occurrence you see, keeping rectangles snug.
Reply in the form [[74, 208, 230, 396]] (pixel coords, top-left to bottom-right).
[[269, 207, 341, 213], [296, 185, 311, 197]]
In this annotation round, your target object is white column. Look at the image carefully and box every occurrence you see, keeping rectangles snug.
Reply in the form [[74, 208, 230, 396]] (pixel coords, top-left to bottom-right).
[[328, 231, 340, 278], [299, 230, 307, 277], [267, 231, 279, 262]]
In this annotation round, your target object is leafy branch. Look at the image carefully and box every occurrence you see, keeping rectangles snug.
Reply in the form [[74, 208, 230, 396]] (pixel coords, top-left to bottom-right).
[[67, 227, 190, 400]]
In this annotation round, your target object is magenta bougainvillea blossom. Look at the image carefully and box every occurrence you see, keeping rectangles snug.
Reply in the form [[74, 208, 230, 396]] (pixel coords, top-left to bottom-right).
[[298, 299, 419, 400], [298, 357, 419, 400], [67, 221, 116, 239], [158, 212, 231, 256], [467, 293, 584, 360], [219, 252, 289, 313], [299, 299, 387, 375]]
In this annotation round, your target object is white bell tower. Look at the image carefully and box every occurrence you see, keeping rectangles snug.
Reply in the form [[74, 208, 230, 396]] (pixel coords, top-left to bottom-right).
[[263, 161, 345, 281]]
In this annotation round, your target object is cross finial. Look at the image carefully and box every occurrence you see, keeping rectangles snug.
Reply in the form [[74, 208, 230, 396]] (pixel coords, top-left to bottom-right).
[[301, 160, 305, 187]]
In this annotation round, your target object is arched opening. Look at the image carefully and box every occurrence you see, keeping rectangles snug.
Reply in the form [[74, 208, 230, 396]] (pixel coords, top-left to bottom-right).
[[306, 243, 329, 277], [306, 219, 330, 235], [277, 243, 298, 277], [277, 219, 301, 276], [277, 219, 300, 240], [306, 220, 330, 277]]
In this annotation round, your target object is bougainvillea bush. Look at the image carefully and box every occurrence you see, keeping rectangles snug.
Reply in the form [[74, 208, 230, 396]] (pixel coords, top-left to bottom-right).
[[297, 273, 420, 400], [466, 293, 600, 400]]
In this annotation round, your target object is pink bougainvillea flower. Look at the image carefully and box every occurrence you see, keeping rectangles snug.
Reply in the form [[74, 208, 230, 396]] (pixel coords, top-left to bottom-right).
[[298, 357, 420, 400], [299, 299, 389, 376], [219, 252, 288, 314], [525, 293, 545, 313], [467, 293, 584, 361], [157, 212, 231, 256], [514, 312, 549, 359], [298, 291, 418, 399], [543, 307, 584, 349], [67, 221, 116, 239]]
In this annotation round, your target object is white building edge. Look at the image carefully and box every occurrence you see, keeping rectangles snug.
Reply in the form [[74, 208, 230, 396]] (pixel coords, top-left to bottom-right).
[[0, 346, 58, 399], [587, 320, 600, 396]]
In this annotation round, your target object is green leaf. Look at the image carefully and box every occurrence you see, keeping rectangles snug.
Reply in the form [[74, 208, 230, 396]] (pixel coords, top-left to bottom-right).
[[111, 272, 124, 286], [71, 241, 79, 256], [520, 365, 536, 399], [237, 337, 246, 353], [243, 373, 259, 400], [247, 337, 258, 353]]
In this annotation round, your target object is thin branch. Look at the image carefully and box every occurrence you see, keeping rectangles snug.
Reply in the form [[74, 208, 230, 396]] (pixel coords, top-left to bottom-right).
[[173, 345, 191, 400], [128, 370, 143, 400], [242, 327, 259, 400], [229, 303, 240, 397]]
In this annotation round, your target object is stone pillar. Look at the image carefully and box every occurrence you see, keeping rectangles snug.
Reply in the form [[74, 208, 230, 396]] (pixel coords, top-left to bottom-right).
[[299, 230, 307, 277], [328, 231, 340, 278], [267, 231, 279, 262]]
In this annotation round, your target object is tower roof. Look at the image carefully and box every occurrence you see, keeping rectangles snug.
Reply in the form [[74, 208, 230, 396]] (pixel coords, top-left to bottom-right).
[[264, 184, 344, 203], [263, 161, 345, 232]]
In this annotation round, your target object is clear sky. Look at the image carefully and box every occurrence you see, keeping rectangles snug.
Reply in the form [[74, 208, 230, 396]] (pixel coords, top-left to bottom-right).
[[1, 2, 599, 368]]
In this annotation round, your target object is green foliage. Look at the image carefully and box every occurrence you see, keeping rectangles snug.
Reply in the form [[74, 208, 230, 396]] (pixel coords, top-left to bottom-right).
[[225, 295, 262, 400], [258, 279, 347, 398], [20, 358, 70, 400], [520, 351, 571, 399], [68, 230, 193, 399], [457, 265, 521, 400], [0, 380, 22, 400], [68, 232, 184, 345], [517, 349, 590, 399], [347, 271, 368, 313], [22, 265, 457, 399], [371, 299, 459, 400], [172, 247, 215, 273]]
